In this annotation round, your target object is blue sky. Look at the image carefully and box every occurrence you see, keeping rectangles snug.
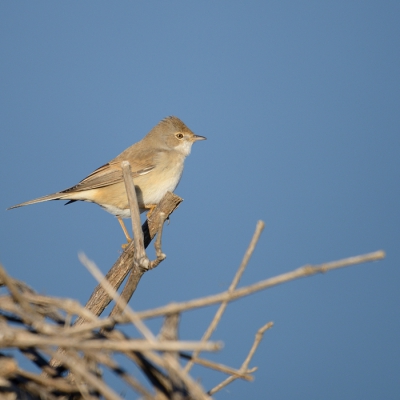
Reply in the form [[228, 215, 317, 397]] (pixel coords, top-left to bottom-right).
[[1, 2, 399, 399]]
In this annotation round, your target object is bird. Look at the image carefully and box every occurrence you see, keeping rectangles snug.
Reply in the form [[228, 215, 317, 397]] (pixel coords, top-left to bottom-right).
[[8, 116, 206, 241]]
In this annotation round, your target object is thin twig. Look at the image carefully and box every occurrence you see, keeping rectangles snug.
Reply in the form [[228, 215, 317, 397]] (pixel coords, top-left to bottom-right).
[[0, 330, 221, 352], [180, 353, 254, 381], [61, 250, 385, 336], [208, 321, 273, 395], [149, 212, 167, 270], [121, 161, 149, 269], [143, 350, 211, 400], [131, 250, 385, 321], [45, 349, 122, 400], [93, 323, 211, 400], [89, 351, 153, 399], [185, 220, 265, 373], [0, 266, 33, 314], [106, 334, 174, 399], [20, 294, 99, 323], [17, 369, 79, 393]]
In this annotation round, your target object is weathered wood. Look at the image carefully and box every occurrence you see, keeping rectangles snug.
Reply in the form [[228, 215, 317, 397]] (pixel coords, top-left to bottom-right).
[[75, 191, 182, 324]]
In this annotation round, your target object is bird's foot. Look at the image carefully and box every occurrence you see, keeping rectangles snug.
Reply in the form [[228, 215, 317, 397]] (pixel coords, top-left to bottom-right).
[[145, 204, 157, 219], [121, 237, 131, 250]]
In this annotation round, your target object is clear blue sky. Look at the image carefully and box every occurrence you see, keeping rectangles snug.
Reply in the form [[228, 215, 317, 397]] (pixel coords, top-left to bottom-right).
[[1, 2, 399, 399]]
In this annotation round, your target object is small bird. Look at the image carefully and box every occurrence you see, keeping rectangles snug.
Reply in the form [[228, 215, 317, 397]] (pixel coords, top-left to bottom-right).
[[8, 116, 206, 241]]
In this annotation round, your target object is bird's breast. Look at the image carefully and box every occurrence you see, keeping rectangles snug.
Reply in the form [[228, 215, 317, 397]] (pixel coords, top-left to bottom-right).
[[138, 156, 185, 205]]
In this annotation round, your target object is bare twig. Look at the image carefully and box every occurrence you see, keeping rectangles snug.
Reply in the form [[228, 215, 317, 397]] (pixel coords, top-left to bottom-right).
[[55, 250, 386, 340], [163, 354, 211, 400], [17, 369, 79, 393], [141, 350, 211, 400], [0, 326, 221, 352], [180, 353, 254, 381], [185, 220, 265, 373], [158, 313, 182, 397], [159, 313, 180, 342], [121, 161, 149, 269], [149, 212, 167, 270], [132, 250, 385, 320], [45, 349, 122, 400], [100, 326, 212, 400], [208, 321, 274, 395], [20, 294, 99, 323], [88, 351, 153, 399], [0, 265, 43, 329]]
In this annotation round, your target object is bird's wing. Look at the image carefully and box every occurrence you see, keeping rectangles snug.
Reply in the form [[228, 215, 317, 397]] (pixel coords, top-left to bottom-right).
[[7, 150, 158, 209], [62, 154, 156, 193]]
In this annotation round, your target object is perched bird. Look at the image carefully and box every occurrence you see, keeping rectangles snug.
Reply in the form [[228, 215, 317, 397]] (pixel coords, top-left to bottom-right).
[[8, 116, 206, 240]]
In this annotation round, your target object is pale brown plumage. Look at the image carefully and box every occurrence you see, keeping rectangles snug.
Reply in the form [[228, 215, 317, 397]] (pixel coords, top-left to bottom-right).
[[8, 116, 206, 240]]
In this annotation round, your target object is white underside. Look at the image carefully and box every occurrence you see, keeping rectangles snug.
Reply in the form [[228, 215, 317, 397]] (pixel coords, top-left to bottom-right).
[[101, 204, 133, 218]]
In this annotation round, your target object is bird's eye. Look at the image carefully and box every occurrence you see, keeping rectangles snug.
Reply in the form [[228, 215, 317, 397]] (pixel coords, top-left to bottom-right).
[[176, 133, 184, 139]]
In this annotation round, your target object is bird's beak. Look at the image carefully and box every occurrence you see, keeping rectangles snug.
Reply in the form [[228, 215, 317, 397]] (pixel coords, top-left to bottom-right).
[[193, 134, 207, 142]]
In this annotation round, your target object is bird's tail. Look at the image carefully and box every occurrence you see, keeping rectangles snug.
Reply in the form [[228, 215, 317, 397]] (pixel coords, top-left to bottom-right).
[[7, 192, 68, 210]]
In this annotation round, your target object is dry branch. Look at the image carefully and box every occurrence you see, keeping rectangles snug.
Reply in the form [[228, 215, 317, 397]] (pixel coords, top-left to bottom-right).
[[208, 321, 274, 395], [121, 161, 149, 269], [184, 220, 265, 373], [74, 191, 182, 324], [0, 216, 385, 399], [130, 250, 385, 321], [79, 252, 155, 342]]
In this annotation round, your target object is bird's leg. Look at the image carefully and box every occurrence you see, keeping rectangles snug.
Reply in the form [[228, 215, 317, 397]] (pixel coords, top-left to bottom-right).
[[118, 217, 131, 242]]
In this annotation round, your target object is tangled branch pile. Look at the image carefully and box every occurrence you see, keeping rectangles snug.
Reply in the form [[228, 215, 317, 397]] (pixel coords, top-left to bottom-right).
[[0, 246, 384, 400], [0, 169, 385, 399], [0, 261, 269, 400]]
